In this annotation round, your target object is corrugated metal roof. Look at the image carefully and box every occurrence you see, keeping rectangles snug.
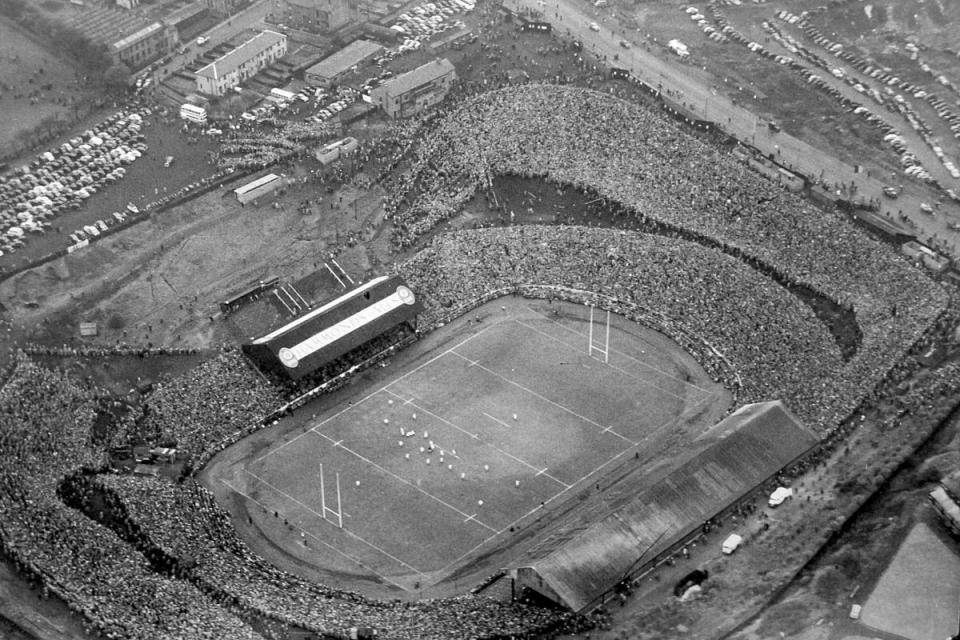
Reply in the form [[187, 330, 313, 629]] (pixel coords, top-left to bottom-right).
[[521, 401, 816, 612], [305, 40, 383, 80], [378, 58, 455, 97]]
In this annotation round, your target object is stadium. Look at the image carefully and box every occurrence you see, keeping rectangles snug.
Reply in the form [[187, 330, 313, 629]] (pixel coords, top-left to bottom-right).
[[0, 81, 954, 640]]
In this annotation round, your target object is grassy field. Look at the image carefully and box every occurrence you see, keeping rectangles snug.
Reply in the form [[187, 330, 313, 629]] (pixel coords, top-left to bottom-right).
[[0, 17, 88, 157], [215, 299, 725, 592]]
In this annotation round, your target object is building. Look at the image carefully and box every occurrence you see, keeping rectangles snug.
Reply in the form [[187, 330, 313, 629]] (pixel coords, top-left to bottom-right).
[[195, 30, 287, 96], [234, 173, 281, 204], [270, 0, 353, 32], [203, 0, 245, 17], [370, 58, 456, 119], [902, 241, 951, 273], [507, 401, 817, 612], [110, 21, 178, 69], [162, 3, 210, 38], [68, 6, 178, 70], [305, 40, 384, 88], [243, 276, 423, 380]]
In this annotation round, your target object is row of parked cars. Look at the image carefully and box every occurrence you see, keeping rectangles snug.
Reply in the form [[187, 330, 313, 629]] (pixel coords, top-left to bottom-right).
[[684, 6, 728, 42], [792, 17, 960, 183], [0, 109, 151, 257], [387, 0, 473, 56], [749, 10, 946, 191]]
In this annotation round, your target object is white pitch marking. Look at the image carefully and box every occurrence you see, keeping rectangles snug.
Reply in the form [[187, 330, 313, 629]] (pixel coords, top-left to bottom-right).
[[309, 431, 498, 533], [387, 389, 571, 489], [520, 309, 716, 394], [219, 479, 408, 589], [482, 412, 513, 429]]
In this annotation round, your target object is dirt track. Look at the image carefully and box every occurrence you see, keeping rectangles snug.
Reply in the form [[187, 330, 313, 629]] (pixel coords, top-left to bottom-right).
[[0, 175, 389, 349]]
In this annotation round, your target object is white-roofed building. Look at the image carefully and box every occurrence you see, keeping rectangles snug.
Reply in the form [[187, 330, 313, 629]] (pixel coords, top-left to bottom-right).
[[196, 30, 288, 96], [370, 58, 457, 119]]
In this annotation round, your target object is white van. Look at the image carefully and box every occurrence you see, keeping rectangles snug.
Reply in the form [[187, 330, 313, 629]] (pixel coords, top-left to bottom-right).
[[721, 533, 743, 555], [768, 487, 794, 507]]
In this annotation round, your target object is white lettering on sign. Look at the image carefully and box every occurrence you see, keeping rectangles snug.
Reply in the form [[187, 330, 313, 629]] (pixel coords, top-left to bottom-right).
[[282, 286, 415, 368]]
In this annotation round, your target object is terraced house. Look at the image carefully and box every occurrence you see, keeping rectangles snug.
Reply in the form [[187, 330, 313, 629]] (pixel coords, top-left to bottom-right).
[[196, 30, 287, 96]]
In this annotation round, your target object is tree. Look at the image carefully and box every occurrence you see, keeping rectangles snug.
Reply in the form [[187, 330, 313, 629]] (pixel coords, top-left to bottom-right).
[[103, 61, 132, 90]]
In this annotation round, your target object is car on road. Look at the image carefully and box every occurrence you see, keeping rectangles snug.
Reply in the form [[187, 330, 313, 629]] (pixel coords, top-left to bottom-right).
[[920, 202, 935, 214], [196, 36, 209, 45], [882, 186, 900, 198], [163, 156, 174, 168], [589, 21, 600, 31], [619, 39, 631, 49]]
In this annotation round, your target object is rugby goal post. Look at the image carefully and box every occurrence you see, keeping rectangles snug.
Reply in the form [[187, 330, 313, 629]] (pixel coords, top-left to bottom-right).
[[318, 463, 343, 528], [588, 305, 611, 364]]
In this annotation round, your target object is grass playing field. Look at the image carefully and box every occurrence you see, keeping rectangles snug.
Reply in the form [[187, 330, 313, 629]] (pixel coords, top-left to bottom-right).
[[215, 297, 728, 593]]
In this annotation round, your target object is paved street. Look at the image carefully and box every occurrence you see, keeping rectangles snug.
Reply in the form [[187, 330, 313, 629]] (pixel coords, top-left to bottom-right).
[[145, 0, 272, 90], [508, 0, 960, 257]]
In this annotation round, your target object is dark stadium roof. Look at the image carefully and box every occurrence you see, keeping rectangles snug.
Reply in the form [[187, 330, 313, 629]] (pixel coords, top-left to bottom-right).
[[242, 276, 422, 380], [517, 401, 816, 612]]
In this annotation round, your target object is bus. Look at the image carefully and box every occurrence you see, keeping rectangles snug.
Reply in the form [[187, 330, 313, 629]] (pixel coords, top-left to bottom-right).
[[179, 103, 208, 124]]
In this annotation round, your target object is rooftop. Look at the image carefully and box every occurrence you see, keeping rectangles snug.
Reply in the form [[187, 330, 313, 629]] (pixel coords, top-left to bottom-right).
[[196, 30, 286, 80], [306, 40, 383, 80], [378, 58, 455, 97], [519, 401, 817, 612]]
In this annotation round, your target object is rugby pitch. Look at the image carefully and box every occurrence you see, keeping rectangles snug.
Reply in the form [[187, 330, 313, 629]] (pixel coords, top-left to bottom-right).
[[211, 297, 730, 593]]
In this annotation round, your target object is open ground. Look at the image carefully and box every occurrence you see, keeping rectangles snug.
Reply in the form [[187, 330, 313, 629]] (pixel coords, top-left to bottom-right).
[[0, 16, 95, 160], [860, 521, 960, 640], [206, 297, 730, 597]]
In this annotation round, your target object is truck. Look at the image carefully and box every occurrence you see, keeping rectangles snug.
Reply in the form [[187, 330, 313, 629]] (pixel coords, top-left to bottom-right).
[[721, 533, 743, 555]]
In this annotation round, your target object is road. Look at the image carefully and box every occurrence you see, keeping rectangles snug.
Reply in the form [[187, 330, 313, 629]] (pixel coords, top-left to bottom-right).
[[144, 0, 271, 90], [507, 0, 960, 257]]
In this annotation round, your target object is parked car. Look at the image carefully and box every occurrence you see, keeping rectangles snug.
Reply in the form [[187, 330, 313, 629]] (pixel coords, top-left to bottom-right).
[[721, 533, 743, 555]]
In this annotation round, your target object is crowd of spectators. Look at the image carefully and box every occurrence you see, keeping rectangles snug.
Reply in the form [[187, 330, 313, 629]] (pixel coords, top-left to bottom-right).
[[0, 348, 588, 639], [399, 225, 841, 426], [0, 355, 263, 640], [385, 83, 951, 433], [215, 120, 337, 171], [133, 350, 281, 467], [0, 78, 956, 640], [84, 474, 584, 640]]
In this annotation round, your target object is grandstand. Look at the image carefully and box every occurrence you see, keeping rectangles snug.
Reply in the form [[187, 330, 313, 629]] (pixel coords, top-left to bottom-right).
[[508, 401, 816, 612], [242, 276, 423, 380]]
